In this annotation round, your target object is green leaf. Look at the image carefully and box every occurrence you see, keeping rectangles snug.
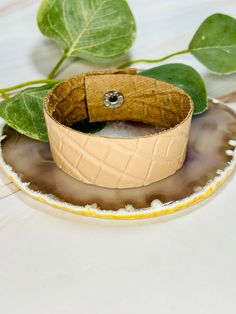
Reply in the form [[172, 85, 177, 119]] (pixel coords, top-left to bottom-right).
[[140, 63, 207, 115], [0, 84, 55, 142], [189, 13, 236, 74], [0, 84, 106, 141], [37, 0, 136, 64]]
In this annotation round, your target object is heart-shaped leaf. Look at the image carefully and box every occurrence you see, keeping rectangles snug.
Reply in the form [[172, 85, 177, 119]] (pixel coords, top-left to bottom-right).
[[37, 0, 136, 64], [0, 84, 107, 141], [189, 13, 236, 74], [140, 63, 207, 114], [0, 84, 55, 142]]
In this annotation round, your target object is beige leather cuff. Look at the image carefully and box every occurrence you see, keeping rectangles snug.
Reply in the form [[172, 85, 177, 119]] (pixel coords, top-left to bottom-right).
[[44, 69, 193, 189]]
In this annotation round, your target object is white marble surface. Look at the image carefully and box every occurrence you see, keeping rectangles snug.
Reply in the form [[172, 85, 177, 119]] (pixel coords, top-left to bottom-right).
[[0, 1, 236, 313]]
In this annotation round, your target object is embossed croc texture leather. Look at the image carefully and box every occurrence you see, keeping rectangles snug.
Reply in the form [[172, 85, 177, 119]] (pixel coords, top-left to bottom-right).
[[44, 70, 193, 189]]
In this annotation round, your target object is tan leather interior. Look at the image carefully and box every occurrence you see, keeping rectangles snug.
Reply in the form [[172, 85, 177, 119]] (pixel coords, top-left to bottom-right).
[[45, 69, 191, 130], [44, 69, 193, 189]]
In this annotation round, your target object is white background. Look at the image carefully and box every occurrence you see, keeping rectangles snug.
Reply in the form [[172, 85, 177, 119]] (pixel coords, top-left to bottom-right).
[[0, 1, 236, 313]]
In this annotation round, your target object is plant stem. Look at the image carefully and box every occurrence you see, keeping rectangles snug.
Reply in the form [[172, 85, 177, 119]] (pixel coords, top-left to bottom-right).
[[0, 91, 10, 99], [118, 48, 192, 69], [48, 52, 68, 79], [0, 79, 58, 94]]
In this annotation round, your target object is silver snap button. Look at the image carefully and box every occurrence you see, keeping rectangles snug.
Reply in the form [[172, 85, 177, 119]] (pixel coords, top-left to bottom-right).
[[103, 90, 124, 109]]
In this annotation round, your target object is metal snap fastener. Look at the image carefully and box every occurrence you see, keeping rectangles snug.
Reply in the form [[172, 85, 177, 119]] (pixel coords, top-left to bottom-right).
[[103, 90, 124, 109]]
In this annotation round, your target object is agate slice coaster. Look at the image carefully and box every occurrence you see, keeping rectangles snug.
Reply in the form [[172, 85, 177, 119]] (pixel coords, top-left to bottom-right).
[[0, 100, 236, 219]]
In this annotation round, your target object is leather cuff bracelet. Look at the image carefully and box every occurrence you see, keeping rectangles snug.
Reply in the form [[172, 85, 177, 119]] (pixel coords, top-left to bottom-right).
[[44, 69, 193, 189]]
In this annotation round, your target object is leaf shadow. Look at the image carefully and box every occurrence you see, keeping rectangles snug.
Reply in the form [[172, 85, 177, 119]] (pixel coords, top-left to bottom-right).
[[55, 53, 133, 79], [30, 38, 61, 77], [30, 39, 133, 79], [203, 71, 236, 97]]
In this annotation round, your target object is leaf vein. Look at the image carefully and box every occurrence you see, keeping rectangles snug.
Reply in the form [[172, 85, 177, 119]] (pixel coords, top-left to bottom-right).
[[78, 35, 132, 50], [67, 0, 110, 56], [47, 0, 70, 46], [22, 94, 38, 133], [63, 0, 73, 42]]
